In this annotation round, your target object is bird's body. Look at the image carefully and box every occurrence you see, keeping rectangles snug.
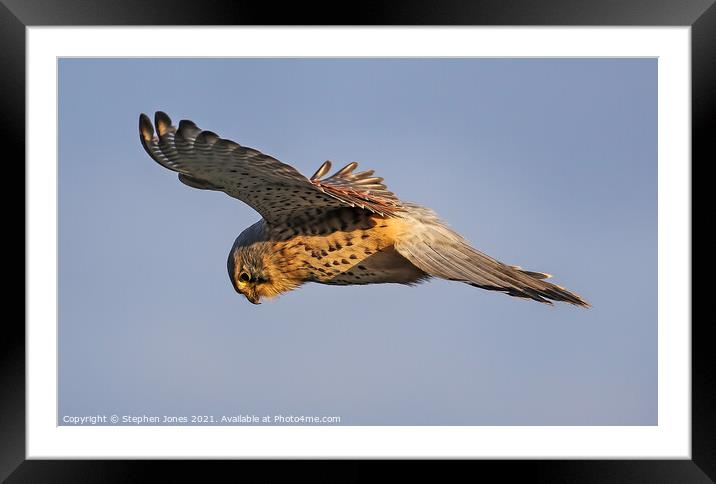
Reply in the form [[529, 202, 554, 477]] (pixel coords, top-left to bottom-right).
[[139, 111, 589, 307], [228, 210, 427, 303]]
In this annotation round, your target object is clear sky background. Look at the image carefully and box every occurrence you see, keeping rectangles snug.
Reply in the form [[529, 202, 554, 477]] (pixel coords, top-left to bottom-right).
[[58, 58, 656, 425]]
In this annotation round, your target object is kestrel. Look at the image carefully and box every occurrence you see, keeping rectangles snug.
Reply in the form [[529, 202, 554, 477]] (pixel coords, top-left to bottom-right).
[[139, 111, 589, 307]]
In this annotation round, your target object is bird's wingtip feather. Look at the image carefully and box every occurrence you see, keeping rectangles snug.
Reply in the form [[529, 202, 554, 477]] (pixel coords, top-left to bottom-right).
[[139, 113, 154, 141], [154, 111, 172, 136]]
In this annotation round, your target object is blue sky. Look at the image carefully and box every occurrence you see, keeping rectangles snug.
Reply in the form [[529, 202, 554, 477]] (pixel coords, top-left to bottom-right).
[[58, 58, 657, 425]]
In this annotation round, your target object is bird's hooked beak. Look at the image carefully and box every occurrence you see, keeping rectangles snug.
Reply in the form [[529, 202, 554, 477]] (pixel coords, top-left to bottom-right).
[[232, 279, 262, 305]]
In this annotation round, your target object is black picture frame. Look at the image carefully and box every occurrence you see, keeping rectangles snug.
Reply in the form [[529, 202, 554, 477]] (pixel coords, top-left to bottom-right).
[[6, 0, 711, 481]]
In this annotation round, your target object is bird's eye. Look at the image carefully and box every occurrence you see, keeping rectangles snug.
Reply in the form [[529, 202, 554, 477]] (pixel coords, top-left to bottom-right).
[[239, 272, 251, 283]]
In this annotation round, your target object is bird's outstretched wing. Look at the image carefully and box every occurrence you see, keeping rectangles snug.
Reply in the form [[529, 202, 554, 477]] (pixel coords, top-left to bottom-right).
[[395, 205, 590, 307], [139, 111, 401, 225]]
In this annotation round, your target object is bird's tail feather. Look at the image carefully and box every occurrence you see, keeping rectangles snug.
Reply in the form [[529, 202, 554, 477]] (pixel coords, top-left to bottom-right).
[[394, 205, 590, 307]]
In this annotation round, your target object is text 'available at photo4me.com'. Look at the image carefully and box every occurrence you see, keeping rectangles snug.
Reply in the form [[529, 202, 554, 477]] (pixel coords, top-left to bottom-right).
[[61, 413, 342, 425]]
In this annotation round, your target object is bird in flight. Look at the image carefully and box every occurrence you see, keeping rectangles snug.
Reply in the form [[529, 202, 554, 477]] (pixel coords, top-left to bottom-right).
[[139, 111, 589, 307]]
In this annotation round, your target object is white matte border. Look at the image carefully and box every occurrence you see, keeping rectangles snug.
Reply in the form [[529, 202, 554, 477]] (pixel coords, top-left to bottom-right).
[[27, 27, 690, 459]]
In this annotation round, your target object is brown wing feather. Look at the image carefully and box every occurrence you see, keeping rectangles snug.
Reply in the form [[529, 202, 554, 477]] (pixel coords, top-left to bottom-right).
[[310, 160, 402, 216], [139, 111, 402, 225]]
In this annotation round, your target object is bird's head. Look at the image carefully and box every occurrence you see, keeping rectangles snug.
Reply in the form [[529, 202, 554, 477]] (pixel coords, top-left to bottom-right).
[[227, 254, 260, 305], [227, 224, 300, 305], [227, 241, 275, 305]]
